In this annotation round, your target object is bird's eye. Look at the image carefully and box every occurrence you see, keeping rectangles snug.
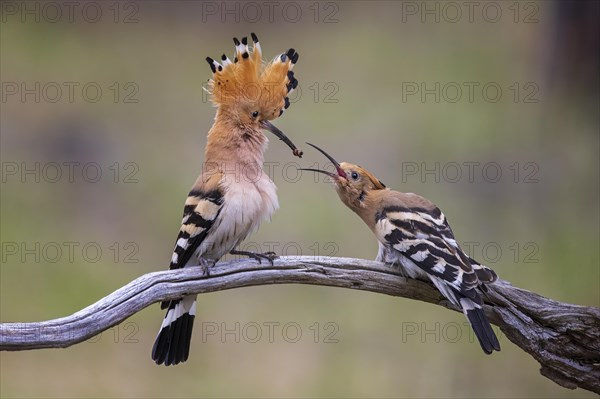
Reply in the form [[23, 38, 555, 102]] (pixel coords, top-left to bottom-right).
[[252, 111, 259, 118], [351, 171, 359, 180]]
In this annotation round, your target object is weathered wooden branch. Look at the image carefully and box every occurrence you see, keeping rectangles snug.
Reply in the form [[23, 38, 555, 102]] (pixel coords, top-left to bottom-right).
[[0, 256, 598, 393]]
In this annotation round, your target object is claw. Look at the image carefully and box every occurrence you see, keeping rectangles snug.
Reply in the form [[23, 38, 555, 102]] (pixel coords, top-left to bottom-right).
[[199, 258, 216, 277], [230, 249, 278, 265]]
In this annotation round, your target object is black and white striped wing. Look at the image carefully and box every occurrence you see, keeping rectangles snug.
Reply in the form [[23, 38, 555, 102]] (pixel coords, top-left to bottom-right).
[[377, 205, 480, 301], [161, 188, 224, 308]]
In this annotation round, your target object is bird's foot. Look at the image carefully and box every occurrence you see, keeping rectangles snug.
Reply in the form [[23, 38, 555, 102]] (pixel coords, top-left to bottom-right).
[[230, 249, 278, 265], [199, 258, 216, 277]]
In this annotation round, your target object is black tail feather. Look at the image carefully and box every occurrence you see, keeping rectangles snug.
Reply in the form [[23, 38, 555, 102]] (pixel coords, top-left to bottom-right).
[[152, 299, 196, 366], [167, 315, 183, 365], [151, 325, 170, 364], [183, 316, 194, 362], [466, 307, 500, 354]]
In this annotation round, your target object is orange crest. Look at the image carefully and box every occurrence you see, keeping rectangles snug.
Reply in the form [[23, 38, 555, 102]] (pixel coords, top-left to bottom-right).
[[205, 33, 299, 121]]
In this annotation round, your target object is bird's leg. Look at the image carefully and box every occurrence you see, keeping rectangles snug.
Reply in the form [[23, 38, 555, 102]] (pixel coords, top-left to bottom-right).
[[199, 258, 216, 277], [230, 249, 278, 265]]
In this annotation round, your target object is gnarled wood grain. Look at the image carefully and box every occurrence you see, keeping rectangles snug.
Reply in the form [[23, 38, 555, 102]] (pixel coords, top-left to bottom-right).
[[0, 256, 598, 393]]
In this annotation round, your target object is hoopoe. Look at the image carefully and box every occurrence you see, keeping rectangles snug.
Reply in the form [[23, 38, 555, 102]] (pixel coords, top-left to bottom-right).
[[152, 33, 301, 366], [300, 143, 500, 354]]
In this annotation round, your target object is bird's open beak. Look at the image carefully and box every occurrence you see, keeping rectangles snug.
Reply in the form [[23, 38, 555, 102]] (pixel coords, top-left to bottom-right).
[[260, 120, 303, 158], [298, 142, 346, 180]]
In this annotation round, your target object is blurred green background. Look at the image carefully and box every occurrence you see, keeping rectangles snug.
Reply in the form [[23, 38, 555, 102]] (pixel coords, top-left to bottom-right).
[[1, 1, 598, 398]]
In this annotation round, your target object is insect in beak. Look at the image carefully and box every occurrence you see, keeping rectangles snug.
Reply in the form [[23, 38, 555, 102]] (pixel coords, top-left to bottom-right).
[[260, 120, 303, 158]]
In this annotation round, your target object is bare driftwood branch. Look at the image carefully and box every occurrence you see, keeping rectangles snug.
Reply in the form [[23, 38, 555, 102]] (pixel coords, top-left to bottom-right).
[[0, 256, 598, 393]]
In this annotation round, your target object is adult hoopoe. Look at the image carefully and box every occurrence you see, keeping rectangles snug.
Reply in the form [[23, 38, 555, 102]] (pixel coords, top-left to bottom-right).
[[300, 143, 500, 354], [152, 33, 301, 366]]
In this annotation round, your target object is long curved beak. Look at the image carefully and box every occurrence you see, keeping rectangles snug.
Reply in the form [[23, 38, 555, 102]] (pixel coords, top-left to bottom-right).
[[260, 120, 303, 158], [298, 142, 346, 179], [298, 168, 339, 179]]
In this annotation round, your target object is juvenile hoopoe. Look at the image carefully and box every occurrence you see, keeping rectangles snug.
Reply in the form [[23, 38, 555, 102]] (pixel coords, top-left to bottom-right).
[[152, 33, 301, 366], [300, 143, 500, 354]]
